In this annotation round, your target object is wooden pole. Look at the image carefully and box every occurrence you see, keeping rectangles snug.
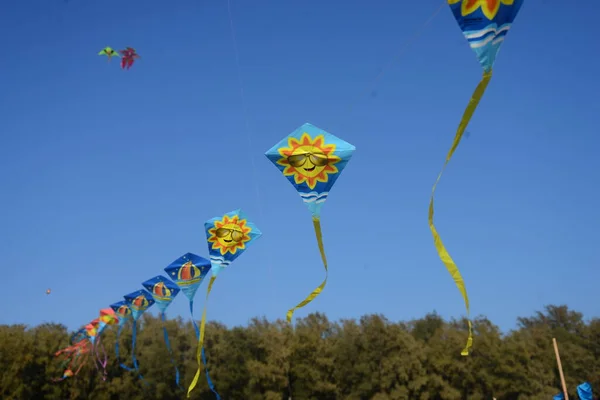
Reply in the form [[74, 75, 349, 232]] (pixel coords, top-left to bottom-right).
[[552, 337, 569, 400]]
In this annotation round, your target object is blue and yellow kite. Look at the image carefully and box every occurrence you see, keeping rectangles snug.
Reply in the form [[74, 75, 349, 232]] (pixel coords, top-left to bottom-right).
[[429, 0, 523, 355], [186, 209, 262, 398], [265, 123, 355, 322]]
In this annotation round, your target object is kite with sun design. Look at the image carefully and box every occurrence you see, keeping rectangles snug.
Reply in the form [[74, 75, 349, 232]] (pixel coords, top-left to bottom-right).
[[428, 0, 524, 357], [265, 122, 355, 323], [186, 209, 261, 399]]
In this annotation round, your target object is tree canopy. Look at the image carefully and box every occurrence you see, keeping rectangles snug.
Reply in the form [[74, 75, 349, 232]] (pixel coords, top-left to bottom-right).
[[1, 305, 598, 399]]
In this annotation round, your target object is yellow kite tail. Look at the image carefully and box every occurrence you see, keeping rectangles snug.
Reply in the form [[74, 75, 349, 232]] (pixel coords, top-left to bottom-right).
[[428, 70, 492, 356], [187, 275, 217, 398], [286, 216, 328, 323]]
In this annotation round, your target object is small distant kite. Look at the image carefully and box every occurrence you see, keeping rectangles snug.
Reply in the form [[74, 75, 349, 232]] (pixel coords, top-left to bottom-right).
[[46, 288, 51, 295], [119, 47, 140, 70], [98, 47, 119, 61]]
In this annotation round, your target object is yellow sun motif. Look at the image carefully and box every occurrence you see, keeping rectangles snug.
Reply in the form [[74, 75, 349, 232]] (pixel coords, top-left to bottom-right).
[[449, 0, 514, 20], [276, 132, 340, 190], [207, 214, 252, 255]]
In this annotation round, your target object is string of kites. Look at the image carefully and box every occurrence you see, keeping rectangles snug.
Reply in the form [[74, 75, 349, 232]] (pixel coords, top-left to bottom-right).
[[54, 2, 594, 400]]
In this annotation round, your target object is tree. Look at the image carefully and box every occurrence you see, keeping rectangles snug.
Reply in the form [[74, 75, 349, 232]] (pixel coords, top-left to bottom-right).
[[1, 305, 599, 400]]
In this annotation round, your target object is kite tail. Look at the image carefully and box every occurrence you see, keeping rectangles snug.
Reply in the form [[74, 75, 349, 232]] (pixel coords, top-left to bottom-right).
[[160, 312, 182, 389], [428, 69, 493, 356], [92, 337, 106, 380], [73, 354, 87, 376], [116, 324, 134, 372], [52, 356, 76, 382], [286, 216, 329, 323], [190, 300, 200, 339], [187, 276, 220, 399], [130, 320, 147, 383], [92, 344, 102, 375], [98, 339, 108, 380]]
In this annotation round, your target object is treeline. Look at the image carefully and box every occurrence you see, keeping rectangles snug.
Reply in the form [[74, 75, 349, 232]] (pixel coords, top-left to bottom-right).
[[1, 305, 598, 400]]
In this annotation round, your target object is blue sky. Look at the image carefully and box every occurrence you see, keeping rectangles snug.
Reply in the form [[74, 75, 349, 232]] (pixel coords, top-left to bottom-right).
[[1, 0, 598, 334]]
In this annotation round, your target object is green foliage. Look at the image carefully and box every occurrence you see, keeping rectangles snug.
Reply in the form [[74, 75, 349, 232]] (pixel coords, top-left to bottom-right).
[[0, 305, 598, 399]]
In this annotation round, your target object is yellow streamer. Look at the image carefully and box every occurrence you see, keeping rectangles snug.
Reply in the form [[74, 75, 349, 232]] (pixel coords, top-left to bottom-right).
[[428, 70, 492, 356], [286, 216, 328, 323], [187, 275, 217, 398]]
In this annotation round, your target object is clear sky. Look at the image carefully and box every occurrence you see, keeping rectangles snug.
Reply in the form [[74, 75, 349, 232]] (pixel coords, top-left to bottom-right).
[[1, 0, 598, 334]]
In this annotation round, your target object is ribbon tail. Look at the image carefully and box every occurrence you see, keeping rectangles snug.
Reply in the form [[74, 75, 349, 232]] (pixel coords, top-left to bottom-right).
[[428, 70, 492, 356], [286, 216, 329, 323], [92, 345, 102, 375], [187, 276, 220, 399], [130, 320, 147, 383], [161, 312, 182, 389], [73, 355, 86, 376], [100, 340, 108, 380], [190, 300, 200, 340], [131, 321, 139, 371], [101, 341, 107, 368], [202, 346, 221, 399], [117, 323, 134, 372], [93, 337, 106, 380]]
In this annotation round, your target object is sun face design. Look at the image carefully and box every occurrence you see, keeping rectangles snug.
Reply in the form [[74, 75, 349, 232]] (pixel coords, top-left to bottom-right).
[[207, 214, 252, 255], [276, 133, 340, 190], [449, 0, 514, 20]]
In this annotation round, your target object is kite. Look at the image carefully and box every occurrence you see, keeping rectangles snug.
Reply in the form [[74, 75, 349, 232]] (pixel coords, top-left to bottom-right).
[[109, 301, 133, 371], [265, 123, 355, 322], [46, 288, 51, 295], [142, 275, 182, 388], [123, 289, 155, 380], [428, 0, 523, 356], [186, 209, 262, 398], [54, 319, 102, 382], [53, 328, 92, 382], [53, 343, 90, 382], [94, 308, 120, 380], [85, 319, 100, 345], [119, 47, 140, 70], [98, 47, 119, 61], [577, 382, 593, 400], [164, 253, 215, 395]]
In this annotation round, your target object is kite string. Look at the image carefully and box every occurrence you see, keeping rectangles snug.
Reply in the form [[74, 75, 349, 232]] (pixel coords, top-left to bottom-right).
[[344, 0, 445, 117], [428, 70, 493, 356], [225, 0, 276, 290]]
